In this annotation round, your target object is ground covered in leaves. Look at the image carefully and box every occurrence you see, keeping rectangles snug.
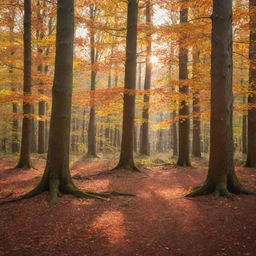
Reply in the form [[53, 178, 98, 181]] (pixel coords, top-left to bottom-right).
[[0, 155, 256, 256]]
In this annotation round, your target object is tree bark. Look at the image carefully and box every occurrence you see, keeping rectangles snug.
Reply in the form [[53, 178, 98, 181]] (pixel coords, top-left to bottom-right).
[[9, 8, 19, 153], [30, 105, 37, 153], [242, 94, 247, 154], [187, 0, 251, 198], [172, 111, 178, 156], [16, 0, 32, 168], [140, 0, 151, 156], [177, 4, 191, 166], [245, 0, 256, 168], [86, 6, 97, 158], [116, 0, 138, 170], [134, 126, 137, 153], [13, 0, 110, 204], [37, 2, 46, 154], [192, 50, 201, 157]]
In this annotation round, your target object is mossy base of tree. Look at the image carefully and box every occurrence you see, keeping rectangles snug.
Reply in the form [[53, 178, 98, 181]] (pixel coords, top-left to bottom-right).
[[0, 172, 135, 205], [185, 176, 255, 199]]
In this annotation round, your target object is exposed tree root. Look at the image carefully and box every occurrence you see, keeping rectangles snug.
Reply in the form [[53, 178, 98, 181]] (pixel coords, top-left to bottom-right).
[[72, 164, 141, 181], [0, 184, 45, 205], [185, 185, 210, 197], [185, 182, 256, 199], [0, 181, 135, 205]]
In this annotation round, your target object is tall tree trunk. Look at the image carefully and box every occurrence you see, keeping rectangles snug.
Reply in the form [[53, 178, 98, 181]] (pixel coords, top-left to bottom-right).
[[246, 0, 256, 168], [157, 112, 163, 153], [19, 0, 106, 204], [30, 106, 37, 153], [172, 111, 178, 156], [86, 6, 97, 158], [134, 126, 137, 153], [16, 0, 32, 168], [36, 0, 45, 154], [242, 95, 247, 154], [9, 8, 19, 153], [45, 102, 49, 152], [81, 108, 86, 145], [140, 0, 151, 156], [99, 125, 104, 151], [187, 0, 251, 197], [71, 117, 76, 152], [177, 4, 191, 166], [116, 0, 138, 170], [38, 95, 45, 153], [11, 101, 19, 153], [192, 50, 201, 157]]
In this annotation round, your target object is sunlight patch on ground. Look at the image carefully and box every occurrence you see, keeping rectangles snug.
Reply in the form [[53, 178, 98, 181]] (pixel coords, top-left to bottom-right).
[[139, 191, 152, 199], [90, 210, 127, 244], [154, 188, 185, 200]]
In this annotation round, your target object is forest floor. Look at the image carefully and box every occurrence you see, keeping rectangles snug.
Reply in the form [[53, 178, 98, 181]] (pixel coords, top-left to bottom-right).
[[0, 154, 256, 256]]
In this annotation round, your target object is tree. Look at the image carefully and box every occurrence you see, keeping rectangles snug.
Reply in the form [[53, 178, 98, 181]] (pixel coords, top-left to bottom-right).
[[177, 2, 191, 167], [86, 5, 98, 158], [16, 0, 32, 169], [192, 49, 201, 158], [187, 0, 252, 198], [140, 0, 152, 156], [8, 6, 19, 153], [116, 0, 138, 170], [37, 0, 46, 154], [11, 0, 108, 204], [245, 0, 256, 168]]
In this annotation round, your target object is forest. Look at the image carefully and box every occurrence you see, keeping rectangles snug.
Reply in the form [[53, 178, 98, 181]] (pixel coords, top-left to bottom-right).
[[0, 0, 256, 255]]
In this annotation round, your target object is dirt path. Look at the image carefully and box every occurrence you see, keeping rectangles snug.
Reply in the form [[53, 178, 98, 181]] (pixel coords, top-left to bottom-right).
[[0, 157, 256, 256]]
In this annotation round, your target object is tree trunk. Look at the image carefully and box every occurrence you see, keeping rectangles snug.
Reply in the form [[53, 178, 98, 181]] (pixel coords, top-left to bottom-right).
[[38, 95, 45, 154], [45, 102, 49, 152], [187, 0, 251, 197], [18, 0, 108, 204], [16, 0, 32, 168], [11, 102, 19, 153], [246, 0, 256, 168], [86, 6, 97, 158], [116, 0, 138, 170], [242, 94, 247, 154], [99, 125, 104, 151], [9, 8, 19, 153], [157, 112, 163, 153], [134, 126, 137, 153], [37, 1, 45, 154], [192, 49, 201, 157], [177, 4, 191, 167], [71, 117, 76, 152], [30, 106, 37, 153], [140, 0, 151, 156], [172, 111, 178, 156]]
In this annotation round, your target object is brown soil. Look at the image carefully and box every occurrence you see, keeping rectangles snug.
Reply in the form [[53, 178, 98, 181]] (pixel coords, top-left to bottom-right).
[[0, 156, 256, 256]]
